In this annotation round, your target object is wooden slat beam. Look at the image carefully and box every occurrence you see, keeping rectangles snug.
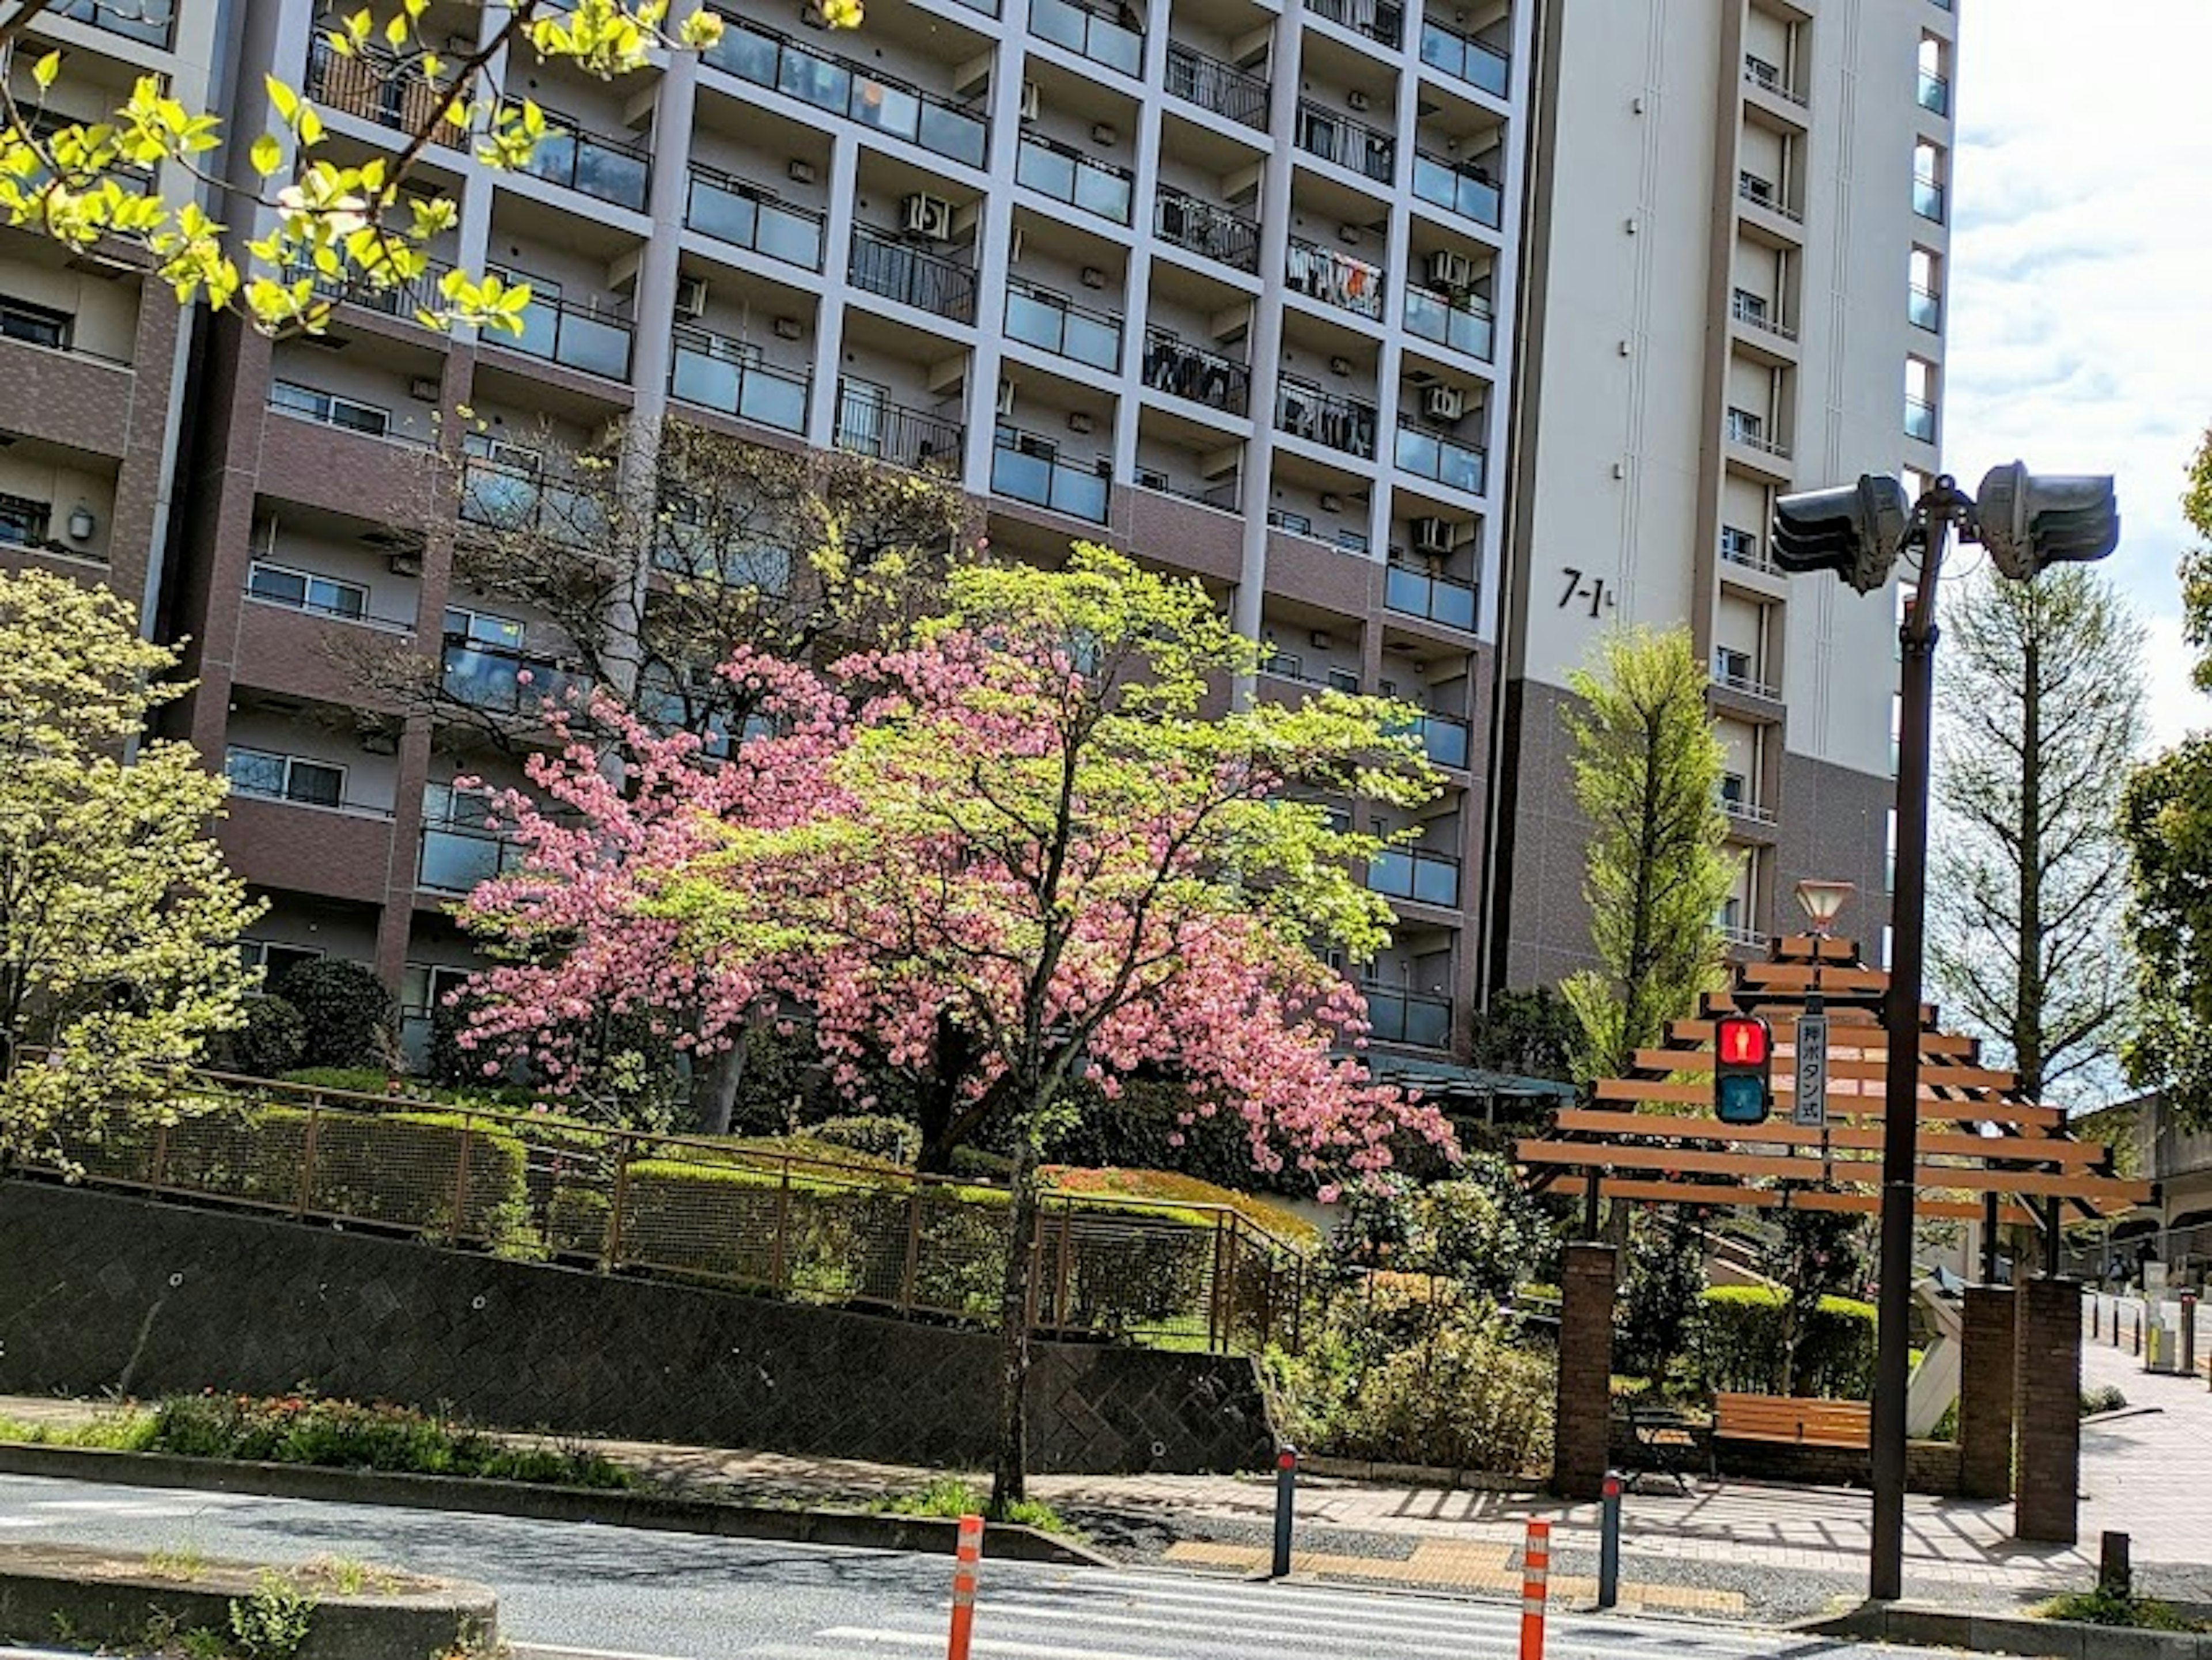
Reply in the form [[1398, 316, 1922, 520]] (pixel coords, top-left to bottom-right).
[[1630, 1048, 2022, 1092], [1553, 1108, 2104, 1165], [1593, 1077, 2063, 1126], [1774, 935, 1861, 964], [1518, 1139, 2150, 1203], [1668, 1019, 1977, 1057], [1733, 962, 1892, 995], [1546, 1174, 2035, 1226]]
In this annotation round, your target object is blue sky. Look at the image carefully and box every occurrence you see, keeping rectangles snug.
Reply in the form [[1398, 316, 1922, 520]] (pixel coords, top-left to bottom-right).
[[1945, 0, 2212, 749]]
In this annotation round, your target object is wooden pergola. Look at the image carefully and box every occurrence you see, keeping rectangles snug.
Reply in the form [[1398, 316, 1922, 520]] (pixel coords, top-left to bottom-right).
[[1519, 935, 2152, 1237]]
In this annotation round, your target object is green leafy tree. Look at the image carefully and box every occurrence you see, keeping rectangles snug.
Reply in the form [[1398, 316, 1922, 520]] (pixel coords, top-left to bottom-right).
[[1468, 986, 1579, 1082], [0, 570, 262, 1166], [1760, 1200, 1866, 1395], [1928, 569, 2144, 1102], [271, 958, 397, 1071], [1615, 1208, 1707, 1385], [1559, 628, 1734, 1083]]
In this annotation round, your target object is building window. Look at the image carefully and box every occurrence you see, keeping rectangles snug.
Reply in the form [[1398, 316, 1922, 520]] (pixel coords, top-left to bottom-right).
[[1912, 140, 1945, 221], [1726, 407, 1766, 446], [0, 296, 70, 350], [0, 492, 50, 547], [240, 938, 324, 983], [1714, 646, 1755, 687], [443, 605, 526, 650], [1721, 525, 1760, 566], [1325, 668, 1361, 693], [224, 745, 346, 808], [247, 560, 369, 621], [270, 379, 392, 437]]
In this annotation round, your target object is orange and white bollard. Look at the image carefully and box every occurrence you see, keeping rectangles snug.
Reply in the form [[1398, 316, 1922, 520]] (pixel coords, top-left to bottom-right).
[[1518, 1518, 1550, 1660], [946, 1513, 984, 1660]]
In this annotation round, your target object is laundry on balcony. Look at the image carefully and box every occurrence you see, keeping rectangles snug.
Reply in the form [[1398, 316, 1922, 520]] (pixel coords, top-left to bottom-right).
[[1142, 334, 1240, 410], [1277, 381, 1376, 458], [1285, 241, 1381, 316]]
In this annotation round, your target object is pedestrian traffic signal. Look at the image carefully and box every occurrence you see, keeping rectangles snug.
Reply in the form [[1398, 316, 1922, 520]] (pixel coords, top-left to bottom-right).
[[1770, 475, 1911, 594], [1714, 1012, 1774, 1125], [1974, 462, 2120, 579]]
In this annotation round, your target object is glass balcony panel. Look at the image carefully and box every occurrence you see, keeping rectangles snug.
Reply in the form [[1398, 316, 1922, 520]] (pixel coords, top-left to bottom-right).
[[917, 104, 987, 169], [420, 828, 511, 893], [1368, 850, 1412, 900], [779, 50, 852, 113], [756, 202, 825, 268], [991, 445, 1052, 506], [855, 78, 923, 143], [1402, 994, 1450, 1049], [1063, 310, 1121, 370], [1418, 22, 1508, 97], [708, 22, 778, 84], [1403, 287, 1495, 361], [1913, 177, 1945, 221], [1420, 715, 1469, 770], [1394, 426, 1486, 494], [1904, 398, 1937, 442], [559, 312, 632, 379], [1907, 286, 1941, 331], [687, 178, 758, 247], [1413, 854, 1460, 907], [1074, 162, 1134, 223], [1016, 140, 1074, 200]]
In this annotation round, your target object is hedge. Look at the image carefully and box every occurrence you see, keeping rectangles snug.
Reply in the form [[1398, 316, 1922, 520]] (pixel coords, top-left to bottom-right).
[[1692, 1284, 1878, 1399]]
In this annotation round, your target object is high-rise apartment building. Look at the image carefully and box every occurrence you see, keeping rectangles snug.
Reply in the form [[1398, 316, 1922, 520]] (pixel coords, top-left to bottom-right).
[[0, 0, 1949, 1075]]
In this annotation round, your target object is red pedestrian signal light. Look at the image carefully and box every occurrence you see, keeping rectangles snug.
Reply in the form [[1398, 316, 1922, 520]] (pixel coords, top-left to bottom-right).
[[1714, 1013, 1774, 1125]]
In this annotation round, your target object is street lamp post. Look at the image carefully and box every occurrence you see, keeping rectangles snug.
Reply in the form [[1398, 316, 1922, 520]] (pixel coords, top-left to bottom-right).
[[1770, 464, 2120, 1605]]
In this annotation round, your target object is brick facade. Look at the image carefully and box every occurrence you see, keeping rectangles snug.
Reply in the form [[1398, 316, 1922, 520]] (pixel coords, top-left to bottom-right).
[[2013, 1276, 2082, 1543], [1959, 1284, 2017, 1501], [1553, 1241, 1617, 1499]]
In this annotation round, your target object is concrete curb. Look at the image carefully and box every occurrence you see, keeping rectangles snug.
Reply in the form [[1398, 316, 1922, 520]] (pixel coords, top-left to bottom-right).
[[0, 1540, 496, 1660], [1808, 1601, 2212, 1659], [0, 1442, 1110, 1568]]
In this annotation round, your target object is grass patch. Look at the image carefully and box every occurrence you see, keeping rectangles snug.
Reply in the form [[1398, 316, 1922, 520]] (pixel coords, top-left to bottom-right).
[[0, 1410, 156, 1449], [870, 1475, 1072, 1537], [2039, 1587, 2210, 1632]]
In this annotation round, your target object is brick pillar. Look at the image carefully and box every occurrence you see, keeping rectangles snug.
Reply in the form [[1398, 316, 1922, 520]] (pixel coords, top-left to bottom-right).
[[1959, 1285, 2017, 1500], [1552, 1242, 1618, 1500], [2014, 1277, 2084, 1544]]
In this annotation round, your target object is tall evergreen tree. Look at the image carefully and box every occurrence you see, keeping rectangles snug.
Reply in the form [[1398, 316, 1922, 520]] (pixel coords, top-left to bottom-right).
[[1928, 568, 2145, 1102], [1559, 628, 1734, 1083]]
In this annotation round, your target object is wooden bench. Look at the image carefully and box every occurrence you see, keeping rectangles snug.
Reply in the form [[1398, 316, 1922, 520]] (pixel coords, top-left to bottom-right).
[[1714, 1392, 1871, 1449]]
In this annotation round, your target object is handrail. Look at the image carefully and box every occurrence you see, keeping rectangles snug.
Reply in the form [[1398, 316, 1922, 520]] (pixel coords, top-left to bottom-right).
[[685, 163, 827, 272], [1154, 185, 1260, 273], [849, 224, 978, 321], [1419, 18, 1509, 97], [1165, 42, 1269, 128], [1301, 0, 1401, 49], [1296, 99, 1395, 182]]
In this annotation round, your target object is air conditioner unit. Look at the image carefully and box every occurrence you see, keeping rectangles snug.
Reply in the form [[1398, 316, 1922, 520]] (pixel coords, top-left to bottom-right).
[[996, 377, 1016, 417], [1422, 384, 1465, 422], [902, 193, 953, 240], [1347, 89, 1370, 111], [1020, 79, 1040, 119], [387, 551, 423, 577], [1410, 516, 1455, 556], [407, 376, 440, 402], [1425, 249, 1474, 290], [673, 275, 709, 321]]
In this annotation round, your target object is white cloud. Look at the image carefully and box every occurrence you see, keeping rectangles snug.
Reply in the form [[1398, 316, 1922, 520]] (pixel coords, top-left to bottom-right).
[[1944, 0, 2212, 748]]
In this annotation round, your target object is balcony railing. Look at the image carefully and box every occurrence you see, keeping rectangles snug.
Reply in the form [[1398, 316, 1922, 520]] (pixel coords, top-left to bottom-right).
[[1918, 70, 1950, 116], [1720, 532, 1778, 576], [1737, 173, 1804, 223], [54, 0, 173, 50], [1394, 420, 1486, 494], [490, 292, 634, 381], [1411, 153, 1502, 228], [1904, 396, 1937, 443], [1016, 135, 1135, 225], [1908, 284, 1941, 331], [705, 14, 988, 170], [991, 430, 1111, 522], [1725, 412, 1790, 461], [1390, 712, 1469, 770], [505, 104, 651, 212], [1721, 789, 1779, 825], [419, 822, 522, 894], [458, 458, 613, 548], [1030, 0, 1142, 77], [1277, 380, 1376, 460], [1368, 847, 1461, 908], [1742, 54, 1807, 107], [306, 40, 444, 137], [1730, 290, 1798, 342], [848, 225, 979, 323], [1385, 563, 1477, 631], [1285, 237, 1384, 320], [1138, 471, 1242, 514], [1419, 21, 1509, 97], [1711, 653, 1779, 700], [1006, 279, 1123, 372], [1302, 0, 1402, 50], [1403, 285, 1494, 361], [685, 165, 826, 271], [1720, 924, 1770, 952], [834, 382, 963, 472], [1142, 330, 1249, 416], [1165, 43, 1269, 128], [1296, 101, 1395, 183], [1155, 187, 1260, 273], [1362, 982, 1452, 1048], [669, 326, 810, 433], [287, 254, 456, 327], [1913, 175, 1945, 222], [440, 634, 586, 717]]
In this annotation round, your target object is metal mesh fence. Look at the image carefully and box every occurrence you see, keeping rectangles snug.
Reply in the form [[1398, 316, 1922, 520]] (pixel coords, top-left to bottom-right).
[[35, 1078, 1316, 1355]]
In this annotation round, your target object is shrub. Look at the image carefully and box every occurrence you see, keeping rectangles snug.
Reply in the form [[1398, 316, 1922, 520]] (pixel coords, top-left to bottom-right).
[[2040, 1587, 2207, 1632], [226, 996, 307, 1079], [272, 960, 397, 1071], [2081, 1382, 2128, 1417], [1617, 1211, 1709, 1385], [1693, 1285, 1877, 1399], [810, 1114, 921, 1163]]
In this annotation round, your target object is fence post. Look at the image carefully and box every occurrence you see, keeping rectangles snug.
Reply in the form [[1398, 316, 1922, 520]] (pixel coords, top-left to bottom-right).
[[605, 1135, 631, 1268], [771, 1161, 791, 1291], [450, 1120, 475, 1242], [296, 1109, 320, 1218], [1271, 1446, 1297, 1578], [900, 1186, 924, 1313], [1598, 1472, 1622, 1610], [1219, 1215, 1241, 1352], [149, 1119, 171, 1191], [1054, 1198, 1074, 1335], [1206, 1212, 1228, 1352]]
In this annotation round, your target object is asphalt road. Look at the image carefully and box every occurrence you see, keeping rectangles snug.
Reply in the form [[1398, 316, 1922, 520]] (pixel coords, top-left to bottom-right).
[[0, 1472, 1946, 1659]]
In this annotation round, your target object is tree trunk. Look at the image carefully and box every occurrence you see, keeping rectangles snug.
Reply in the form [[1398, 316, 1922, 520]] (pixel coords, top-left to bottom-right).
[[693, 1033, 745, 1138], [989, 1125, 1043, 1513], [2014, 633, 2045, 1100]]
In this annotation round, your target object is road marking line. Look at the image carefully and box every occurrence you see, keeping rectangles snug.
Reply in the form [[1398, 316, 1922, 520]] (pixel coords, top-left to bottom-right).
[[816, 1627, 1171, 1660], [511, 1644, 700, 1660], [1024, 1573, 1507, 1622], [990, 1591, 1509, 1641], [974, 1602, 1518, 1656]]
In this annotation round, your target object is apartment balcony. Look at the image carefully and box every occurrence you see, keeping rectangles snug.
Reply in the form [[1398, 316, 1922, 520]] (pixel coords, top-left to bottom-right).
[[669, 325, 810, 434], [1729, 289, 1799, 367], [1258, 651, 1359, 693], [290, 255, 457, 332], [1711, 648, 1779, 702], [1720, 924, 1770, 954], [487, 292, 634, 382], [1141, 329, 1249, 416], [1015, 135, 1134, 226], [1908, 284, 1942, 332], [1285, 237, 1384, 322], [1391, 711, 1471, 770], [1276, 380, 1377, 461], [1913, 175, 1946, 223], [685, 165, 827, 272], [1905, 397, 1938, 444], [306, 41, 448, 141], [506, 105, 651, 213], [1302, 0, 1402, 51], [1724, 409, 1793, 481], [704, 16, 989, 172], [1154, 188, 1260, 274], [244, 560, 414, 634], [1411, 153, 1503, 230], [1369, 846, 1461, 909], [419, 819, 522, 896], [53, 0, 173, 48], [1737, 172, 1806, 245], [221, 792, 396, 909], [1296, 101, 1396, 185], [1719, 777, 1779, 828], [834, 382, 963, 472], [1743, 54, 1808, 108], [1418, 20, 1508, 99], [1006, 279, 1123, 373], [1719, 528, 1782, 579], [1403, 284, 1493, 362], [1030, 0, 1143, 78], [459, 457, 613, 548], [440, 632, 587, 718], [847, 225, 979, 323], [0, 301, 134, 456], [1384, 563, 1477, 631], [1361, 982, 1453, 1049], [1165, 43, 1269, 130], [1393, 419, 1486, 495], [1918, 70, 1951, 117], [991, 429, 1111, 522]]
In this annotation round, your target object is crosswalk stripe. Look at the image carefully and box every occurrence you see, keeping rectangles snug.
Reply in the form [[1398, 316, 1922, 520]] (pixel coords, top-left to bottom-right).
[[1021, 1571, 1500, 1624], [513, 1644, 699, 1660], [972, 1600, 1518, 1656], [992, 1589, 1508, 1642], [813, 1628, 1170, 1660]]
